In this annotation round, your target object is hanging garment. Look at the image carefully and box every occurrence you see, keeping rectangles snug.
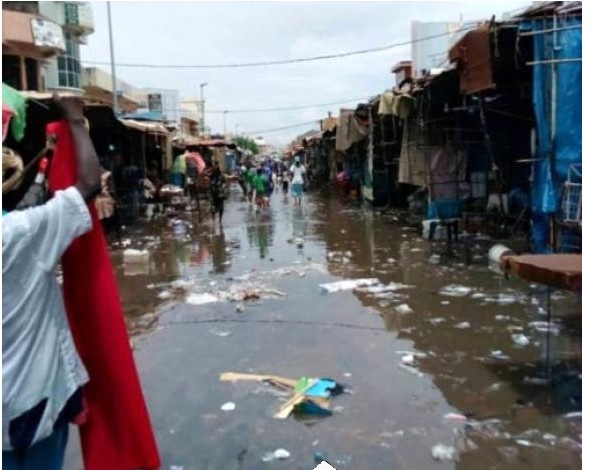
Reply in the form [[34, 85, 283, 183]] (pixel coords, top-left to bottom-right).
[[335, 109, 369, 152], [378, 91, 414, 118], [47, 121, 161, 470], [397, 119, 427, 186]]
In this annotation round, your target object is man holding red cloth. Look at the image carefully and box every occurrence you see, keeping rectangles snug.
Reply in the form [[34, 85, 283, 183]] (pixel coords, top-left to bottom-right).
[[2, 96, 160, 470]]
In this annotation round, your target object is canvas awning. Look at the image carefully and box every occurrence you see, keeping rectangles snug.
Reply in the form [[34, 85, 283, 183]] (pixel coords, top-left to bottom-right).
[[119, 119, 171, 135], [449, 24, 495, 95]]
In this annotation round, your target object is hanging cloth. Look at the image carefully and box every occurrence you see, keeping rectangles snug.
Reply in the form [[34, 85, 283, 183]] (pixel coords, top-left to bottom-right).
[[47, 120, 161, 470]]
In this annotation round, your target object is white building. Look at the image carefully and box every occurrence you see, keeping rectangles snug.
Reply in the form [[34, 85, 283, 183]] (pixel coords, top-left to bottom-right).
[[411, 20, 462, 77], [132, 88, 181, 123], [38, 1, 95, 92]]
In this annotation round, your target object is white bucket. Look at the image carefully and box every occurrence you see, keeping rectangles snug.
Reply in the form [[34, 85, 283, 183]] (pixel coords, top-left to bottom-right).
[[488, 244, 514, 272]]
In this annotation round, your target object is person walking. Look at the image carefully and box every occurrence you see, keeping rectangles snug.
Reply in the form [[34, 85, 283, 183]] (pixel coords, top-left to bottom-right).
[[290, 155, 306, 206], [254, 167, 268, 210], [209, 165, 227, 226]]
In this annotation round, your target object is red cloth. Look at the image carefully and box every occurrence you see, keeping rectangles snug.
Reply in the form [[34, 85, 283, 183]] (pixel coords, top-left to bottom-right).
[[2, 103, 14, 141], [47, 121, 161, 470]]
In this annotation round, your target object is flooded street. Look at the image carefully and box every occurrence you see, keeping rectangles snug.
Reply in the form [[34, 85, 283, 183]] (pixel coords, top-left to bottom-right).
[[66, 187, 582, 470]]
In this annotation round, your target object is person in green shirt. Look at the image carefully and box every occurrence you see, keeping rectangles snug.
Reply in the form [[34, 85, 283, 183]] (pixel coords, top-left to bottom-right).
[[172, 152, 187, 187], [254, 167, 267, 209]]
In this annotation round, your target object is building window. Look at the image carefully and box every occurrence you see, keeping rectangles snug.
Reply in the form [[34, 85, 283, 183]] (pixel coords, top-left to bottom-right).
[[58, 34, 81, 88], [64, 2, 79, 26]]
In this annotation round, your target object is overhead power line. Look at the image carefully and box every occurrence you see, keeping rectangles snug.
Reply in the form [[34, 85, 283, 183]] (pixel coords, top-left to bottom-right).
[[82, 25, 475, 69], [164, 96, 371, 115], [245, 120, 320, 135], [205, 96, 370, 113]]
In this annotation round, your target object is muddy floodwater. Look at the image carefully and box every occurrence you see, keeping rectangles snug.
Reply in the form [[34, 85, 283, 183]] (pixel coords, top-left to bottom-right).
[[65, 187, 581, 470]]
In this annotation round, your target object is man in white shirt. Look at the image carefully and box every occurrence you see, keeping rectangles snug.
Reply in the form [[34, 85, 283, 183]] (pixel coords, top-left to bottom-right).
[[2, 96, 100, 470]]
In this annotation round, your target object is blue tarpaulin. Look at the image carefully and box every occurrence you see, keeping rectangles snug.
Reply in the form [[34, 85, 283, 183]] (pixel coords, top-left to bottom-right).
[[520, 17, 582, 252]]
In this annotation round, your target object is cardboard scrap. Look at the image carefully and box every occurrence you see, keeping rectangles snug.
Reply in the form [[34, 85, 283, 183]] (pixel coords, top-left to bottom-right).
[[220, 372, 343, 419]]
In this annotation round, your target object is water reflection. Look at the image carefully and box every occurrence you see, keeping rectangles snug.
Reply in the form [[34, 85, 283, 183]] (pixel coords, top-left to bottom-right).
[[109, 191, 580, 469]]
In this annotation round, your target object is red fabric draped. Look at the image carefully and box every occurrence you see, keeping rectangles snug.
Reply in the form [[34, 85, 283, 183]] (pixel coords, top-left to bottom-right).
[[47, 121, 160, 470]]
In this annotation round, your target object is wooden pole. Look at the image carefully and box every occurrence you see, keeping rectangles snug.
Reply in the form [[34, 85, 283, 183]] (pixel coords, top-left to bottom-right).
[[19, 56, 27, 90]]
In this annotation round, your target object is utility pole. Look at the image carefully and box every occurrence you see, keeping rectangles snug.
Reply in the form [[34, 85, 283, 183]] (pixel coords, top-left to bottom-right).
[[199, 82, 208, 136], [223, 111, 228, 136], [107, 2, 118, 114]]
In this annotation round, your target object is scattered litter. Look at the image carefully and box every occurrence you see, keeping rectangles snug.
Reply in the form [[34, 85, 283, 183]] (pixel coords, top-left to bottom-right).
[[312, 440, 320, 447], [274, 449, 291, 460], [157, 290, 172, 300], [123, 249, 150, 263], [511, 333, 530, 346], [429, 317, 446, 325], [529, 321, 561, 335], [320, 278, 378, 293], [395, 303, 414, 314], [172, 279, 194, 289], [563, 411, 582, 419], [440, 301, 451, 305], [471, 292, 486, 299], [485, 382, 503, 393], [236, 303, 245, 313], [387, 257, 396, 263], [454, 321, 471, 329], [431, 444, 457, 461], [516, 439, 546, 449], [523, 376, 549, 386], [169, 466, 184, 470], [410, 248, 423, 252], [357, 282, 415, 294], [186, 293, 219, 305], [489, 350, 510, 360], [343, 372, 352, 378], [210, 329, 233, 338], [120, 238, 132, 248], [220, 402, 236, 411], [444, 413, 468, 422], [401, 354, 415, 365], [262, 448, 291, 462], [439, 284, 472, 297], [396, 350, 427, 358], [398, 363, 424, 377], [429, 254, 441, 264], [220, 372, 343, 420], [495, 315, 510, 321], [483, 293, 524, 305], [543, 433, 557, 441]]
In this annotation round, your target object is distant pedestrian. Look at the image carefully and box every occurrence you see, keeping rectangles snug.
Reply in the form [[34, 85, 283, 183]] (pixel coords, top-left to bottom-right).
[[290, 156, 306, 205], [209, 165, 227, 225], [238, 165, 249, 197], [254, 167, 268, 209], [245, 167, 256, 204], [281, 165, 290, 194]]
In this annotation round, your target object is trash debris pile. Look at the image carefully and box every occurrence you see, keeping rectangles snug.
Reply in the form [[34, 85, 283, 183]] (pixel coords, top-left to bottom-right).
[[220, 372, 345, 419]]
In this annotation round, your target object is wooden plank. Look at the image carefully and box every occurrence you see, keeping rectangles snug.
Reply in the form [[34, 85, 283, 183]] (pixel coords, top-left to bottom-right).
[[219, 372, 297, 389], [273, 379, 317, 419]]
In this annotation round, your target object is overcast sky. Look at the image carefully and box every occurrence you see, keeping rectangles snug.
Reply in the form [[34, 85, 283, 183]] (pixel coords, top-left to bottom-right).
[[82, 1, 530, 147]]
